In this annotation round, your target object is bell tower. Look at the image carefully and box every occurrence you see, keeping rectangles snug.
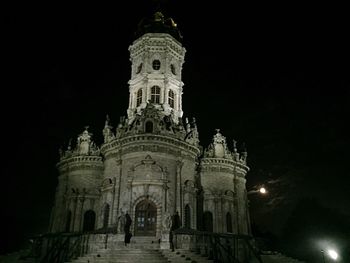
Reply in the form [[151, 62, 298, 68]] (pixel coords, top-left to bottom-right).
[[127, 12, 186, 124]]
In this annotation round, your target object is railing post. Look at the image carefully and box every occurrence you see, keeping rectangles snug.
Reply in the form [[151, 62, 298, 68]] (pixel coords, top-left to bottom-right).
[[168, 229, 263, 263], [104, 234, 108, 249]]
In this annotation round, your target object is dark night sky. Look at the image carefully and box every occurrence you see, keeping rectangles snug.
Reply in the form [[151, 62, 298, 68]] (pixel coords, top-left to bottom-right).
[[2, 1, 349, 255]]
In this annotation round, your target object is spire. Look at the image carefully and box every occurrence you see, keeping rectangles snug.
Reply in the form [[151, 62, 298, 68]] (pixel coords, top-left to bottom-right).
[[134, 10, 182, 41], [232, 139, 237, 153], [185, 117, 191, 133], [105, 114, 110, 125], [67, 138, 72, 151], [240, 142, 248, 164], [232, 139, 240, 161]]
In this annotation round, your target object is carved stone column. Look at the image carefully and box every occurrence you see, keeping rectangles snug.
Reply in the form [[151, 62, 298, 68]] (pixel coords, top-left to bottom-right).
[[110, 177, 117, 226], [71, 195, 78, 232], [127, 176, 133, 213], [77, 196, 85, 231], [114, 159, 122, 225], [175, 160, 183, 218], [213, 196, 219, 232]]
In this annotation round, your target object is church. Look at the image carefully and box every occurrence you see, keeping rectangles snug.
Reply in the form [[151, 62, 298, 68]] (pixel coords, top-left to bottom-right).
[[49, 11, 251, 246]]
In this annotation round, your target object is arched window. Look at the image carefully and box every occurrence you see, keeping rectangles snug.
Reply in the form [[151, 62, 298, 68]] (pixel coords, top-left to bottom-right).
[[103, 204, 110, 229], [150, 86, 160, 104], [168, 90, 175, 108], [203, 211, 213, 232], [184, 204, 191, 229], [136, 89, 143, 107], [65, 210, 72, 232], [152, 59, 161, 70], [170, 64, 176, 75], [83, 210, 96, 232], [145, 121, 154, 133], [136, 63, 143, 74], [226, 212, 233, 233]]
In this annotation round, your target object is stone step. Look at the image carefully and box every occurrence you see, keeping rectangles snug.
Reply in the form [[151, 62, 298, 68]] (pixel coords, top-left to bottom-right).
[[72, 259, 167, 263], [103, 243, 160, 250], [68, 247, 216, 263], [95, 249, 161, 253], [0, 249, 35, 263], [89, 253, 164, 258], [261, 254, 305, 263], [68, 248, 168, 263], [160, 249, 214, 263]]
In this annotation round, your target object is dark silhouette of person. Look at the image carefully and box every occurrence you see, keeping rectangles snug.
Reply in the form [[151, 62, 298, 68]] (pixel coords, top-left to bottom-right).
[[124, 212, 132, 246], [170, 211, 181, 251]]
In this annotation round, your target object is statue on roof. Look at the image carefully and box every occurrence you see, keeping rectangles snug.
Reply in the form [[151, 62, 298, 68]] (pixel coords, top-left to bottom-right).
[[154, 11, 164, 22], [103, 114, 115, 143], [77, 126, 92, 155]]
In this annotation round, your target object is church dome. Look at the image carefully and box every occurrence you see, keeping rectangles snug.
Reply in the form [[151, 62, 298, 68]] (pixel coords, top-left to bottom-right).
[[134, 11, 183, 42]]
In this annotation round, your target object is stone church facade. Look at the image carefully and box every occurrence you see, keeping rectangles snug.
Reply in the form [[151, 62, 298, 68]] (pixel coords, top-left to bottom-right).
[[49, 12, 250, 243]]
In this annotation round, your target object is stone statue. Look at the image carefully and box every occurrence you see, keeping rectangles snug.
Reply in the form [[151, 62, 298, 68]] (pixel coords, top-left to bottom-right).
[[162, 212, 172, 231], [117, 210, 126, 233]]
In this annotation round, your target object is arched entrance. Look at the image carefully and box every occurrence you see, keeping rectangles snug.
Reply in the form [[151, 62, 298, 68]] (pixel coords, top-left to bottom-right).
[[226, 212, 233, 233], [134, 199, 157, 236], [184, 204, 191, 229], [83, 210, 96, 232], [203, 211, 213, 232], [103, 204, 110, 228], [65, 210, 72, 232]]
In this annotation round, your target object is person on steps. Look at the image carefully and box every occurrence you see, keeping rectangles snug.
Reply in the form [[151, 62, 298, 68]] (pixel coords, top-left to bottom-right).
[[124, 212, 132, 246]]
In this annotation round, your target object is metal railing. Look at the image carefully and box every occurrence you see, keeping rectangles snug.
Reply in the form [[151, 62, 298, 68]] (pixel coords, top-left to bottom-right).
[[25, 227, 262, 263], [25, 232, 91, 263], [26, 227, 119, 263], [173, 228, 263, 263]]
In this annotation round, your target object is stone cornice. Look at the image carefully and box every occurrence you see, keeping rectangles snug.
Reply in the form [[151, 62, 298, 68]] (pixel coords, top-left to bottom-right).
[[131, 179, 167, 187], [130, 34, 184, 55], [200, 157, 249, 174], [57, 155, 103, 173], [203, 194, 235, 202], [128, 74, 182, 87], [101, 134, 200, 160]]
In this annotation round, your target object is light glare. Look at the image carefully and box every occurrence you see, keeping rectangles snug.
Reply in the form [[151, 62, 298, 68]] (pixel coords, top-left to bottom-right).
[[328, 249, 338, 260], [259, 187, 266, 194]]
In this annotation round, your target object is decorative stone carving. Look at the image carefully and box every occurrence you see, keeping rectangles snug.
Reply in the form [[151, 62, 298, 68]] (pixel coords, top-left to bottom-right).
[[162, 211, 172, 231], [184, 117, 200, 146], [117, 209, 125, 233], [50, 13, 251, 240], [203, 129, 235, 159], [77, 126, 92, 155], [102, 115, 115, 143]]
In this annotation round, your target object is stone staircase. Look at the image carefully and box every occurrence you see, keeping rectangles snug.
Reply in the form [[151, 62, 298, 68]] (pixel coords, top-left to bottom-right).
[[0, 249, 35, 263], [0, 237, 304, 263], [68, 248, 167, 263], [68, 248, 214, 263], [67, 236, 213, 263], [160, 249, 214, 263], [260, 251, 305, 263]]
